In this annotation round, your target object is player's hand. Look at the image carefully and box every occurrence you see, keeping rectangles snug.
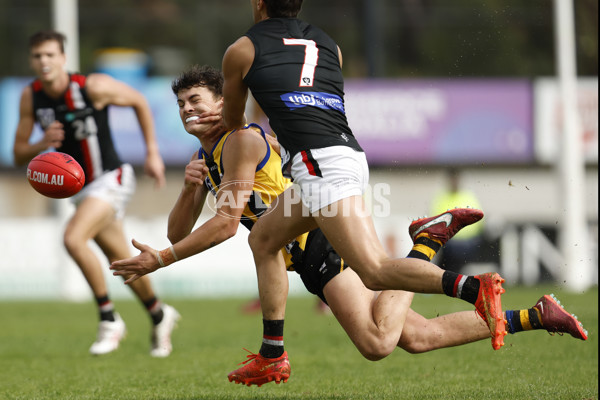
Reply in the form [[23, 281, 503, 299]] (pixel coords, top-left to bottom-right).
[[194, 99, 226, 133], [195, 116, 226, 140], [43, 121, 65, 149], [184, 159, 209, 188], [110, 239, 161, 285], [144, 151, 166, 189], [193, 98, 223, 125], [264, 133, 281, 156]]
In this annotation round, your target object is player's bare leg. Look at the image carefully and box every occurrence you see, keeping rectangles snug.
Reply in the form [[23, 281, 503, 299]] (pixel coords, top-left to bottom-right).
[[314, 197, 506, 349], [314, 195, 446, 293], [65, 196, 178, 356], [250, 186, 318, 321], [324, 269, 413, 360], [229, 187, 317, 386], [63, 197, 126, 355], [94, 210, 180, 357], [94, 218, 156, 300], [399, 309, 490, 353], [323, 207, 484, 360], [399, 293, 589, 353], [63, 197, 115, 297]]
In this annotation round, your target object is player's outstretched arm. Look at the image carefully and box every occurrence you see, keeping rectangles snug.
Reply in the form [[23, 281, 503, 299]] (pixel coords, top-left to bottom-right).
[[111, 127, 266, 283]]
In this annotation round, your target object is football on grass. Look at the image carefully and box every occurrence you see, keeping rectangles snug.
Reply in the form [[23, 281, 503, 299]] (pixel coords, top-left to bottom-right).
[[27, 152, 85, 198]]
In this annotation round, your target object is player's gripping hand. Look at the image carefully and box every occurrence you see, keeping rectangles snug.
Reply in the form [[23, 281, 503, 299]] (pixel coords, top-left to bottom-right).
[[110, 239, 161, 285], [43, 121, 65, 149], [184, 158, 209, 188], [264, 133, 281, 156], [193, 98, 223, 125], [194, 103, 227, 135]]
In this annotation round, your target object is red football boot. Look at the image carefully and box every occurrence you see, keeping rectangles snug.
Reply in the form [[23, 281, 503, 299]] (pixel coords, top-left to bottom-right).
[[228, 349, 290, 387], [474, 272, 507, 350], [409, 207, 484, 245], [534, 294, 588, 340]]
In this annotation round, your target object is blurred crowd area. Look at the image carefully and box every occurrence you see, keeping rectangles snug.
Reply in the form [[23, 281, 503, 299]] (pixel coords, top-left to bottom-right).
[[0, 0, 597, 78]]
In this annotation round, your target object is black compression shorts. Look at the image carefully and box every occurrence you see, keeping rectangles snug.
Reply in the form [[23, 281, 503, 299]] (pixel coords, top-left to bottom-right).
[[293, 229, 347, 304]]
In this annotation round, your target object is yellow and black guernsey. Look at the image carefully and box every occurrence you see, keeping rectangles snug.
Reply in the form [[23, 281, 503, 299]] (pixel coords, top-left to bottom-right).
[[200, 123, 306, 270]]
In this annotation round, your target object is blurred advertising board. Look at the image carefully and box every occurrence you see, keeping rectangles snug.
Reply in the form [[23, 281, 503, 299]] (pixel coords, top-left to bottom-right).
[[344, 79, 534, 166], [2, 77, 595, 168], [534, 77, 598, 164]]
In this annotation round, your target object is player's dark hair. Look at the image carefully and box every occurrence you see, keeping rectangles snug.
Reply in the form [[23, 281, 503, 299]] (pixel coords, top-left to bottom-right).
[[29, 30, 66, 53], [171, 64, 223, 98], [263, 0, 303, 18]]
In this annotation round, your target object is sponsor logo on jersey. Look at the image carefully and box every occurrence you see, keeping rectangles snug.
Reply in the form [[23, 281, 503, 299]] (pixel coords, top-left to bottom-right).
[[280, 91, 345, 114], [64, 108, 93, 122]]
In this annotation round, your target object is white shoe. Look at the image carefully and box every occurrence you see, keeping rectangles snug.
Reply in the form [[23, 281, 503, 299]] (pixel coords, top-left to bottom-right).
[[89, 313, 126, 355], [150, 304, 181, 358]]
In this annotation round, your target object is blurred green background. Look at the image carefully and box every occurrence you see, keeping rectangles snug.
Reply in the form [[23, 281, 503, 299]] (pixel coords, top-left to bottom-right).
[[0, 0, 597, 78]]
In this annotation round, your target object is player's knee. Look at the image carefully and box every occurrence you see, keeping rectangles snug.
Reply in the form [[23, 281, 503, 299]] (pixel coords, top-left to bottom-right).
[[358, 339, 394, 361], [362, 351, 385, 362], [399, 341, 426, 354], [248, 229, 262, 254], [248, 228, 277, 256], [63, 230, 81, 254], [356, 332, 396, 361], [248, 230, 267, 257], [398, 336, 429, 354]]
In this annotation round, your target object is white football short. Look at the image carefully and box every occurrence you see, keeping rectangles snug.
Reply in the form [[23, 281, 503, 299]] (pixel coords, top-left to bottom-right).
[[287, 146, 369, 214], [70, 164, 136, 219]]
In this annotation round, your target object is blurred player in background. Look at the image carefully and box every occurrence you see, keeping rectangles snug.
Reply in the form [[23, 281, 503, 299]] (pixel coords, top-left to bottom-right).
[[13, 30, 179, 357], [218, 0, 506, 380], [109, 65, 588, 387]]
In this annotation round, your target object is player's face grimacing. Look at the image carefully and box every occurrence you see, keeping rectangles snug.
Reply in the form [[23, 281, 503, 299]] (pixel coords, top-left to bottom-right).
[[177, 86, 223, 135], [29, 40, 66, 83]]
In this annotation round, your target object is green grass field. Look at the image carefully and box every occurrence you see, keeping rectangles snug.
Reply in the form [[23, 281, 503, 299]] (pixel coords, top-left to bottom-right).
[[1, 285, 597, 400]]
